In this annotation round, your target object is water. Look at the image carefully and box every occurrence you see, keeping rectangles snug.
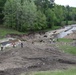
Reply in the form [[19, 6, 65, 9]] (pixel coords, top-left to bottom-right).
[[0, 41, 10, 46], [57, 24, 76, 38]]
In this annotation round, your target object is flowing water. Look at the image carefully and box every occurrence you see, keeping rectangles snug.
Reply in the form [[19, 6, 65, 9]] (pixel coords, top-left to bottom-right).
[[58, 24, 76, 38]]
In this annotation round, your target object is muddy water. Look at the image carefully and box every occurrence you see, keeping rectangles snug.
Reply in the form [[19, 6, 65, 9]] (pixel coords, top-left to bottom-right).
[[58, 24, 76, 38]]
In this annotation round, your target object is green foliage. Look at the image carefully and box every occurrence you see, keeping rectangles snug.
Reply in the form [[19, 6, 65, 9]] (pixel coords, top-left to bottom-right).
[[0, 0, 6, 24], [34, 10, 47, 30], [3, 0, 21, 29], [2, 0, 76, 32], [0, 26, 23, 37], [62, 21, 76, 25], [3, 0, 37, 31], [21, 0, 37, 31], [35, 0, 54, 12], [45, 8, 56, 28]]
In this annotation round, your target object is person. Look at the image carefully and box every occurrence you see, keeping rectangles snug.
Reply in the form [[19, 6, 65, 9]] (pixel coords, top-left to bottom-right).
[[12, 42, 15, 48], [1, 44, 3, 51], [32, 41, 34, 44], [53, 39, 55, 43], [49, 40, 51, 43], [21, 42, 23, 48]]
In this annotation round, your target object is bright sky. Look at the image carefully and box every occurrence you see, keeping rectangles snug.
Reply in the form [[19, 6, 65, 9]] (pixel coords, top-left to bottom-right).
[[55, 0, 76, 7]]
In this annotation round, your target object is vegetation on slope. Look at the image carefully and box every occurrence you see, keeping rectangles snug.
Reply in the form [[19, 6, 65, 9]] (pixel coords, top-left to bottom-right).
[[21, 68, 76, 75], [0, 26, 23, 37], [57, 38, 76, 55]]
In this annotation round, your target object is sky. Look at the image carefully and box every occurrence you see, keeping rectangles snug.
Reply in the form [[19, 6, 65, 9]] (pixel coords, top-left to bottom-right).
[[55, 0, 76, 7]]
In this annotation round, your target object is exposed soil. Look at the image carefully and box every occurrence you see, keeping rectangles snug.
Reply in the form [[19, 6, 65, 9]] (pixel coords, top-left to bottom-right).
[[0, 32, 76, 75]]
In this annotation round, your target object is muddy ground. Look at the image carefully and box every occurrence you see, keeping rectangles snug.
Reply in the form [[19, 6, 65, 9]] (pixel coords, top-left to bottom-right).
[[0, 32, 76, 75]]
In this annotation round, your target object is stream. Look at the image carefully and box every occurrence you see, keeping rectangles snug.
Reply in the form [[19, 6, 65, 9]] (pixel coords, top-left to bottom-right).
[[57, 24, 76, 38]]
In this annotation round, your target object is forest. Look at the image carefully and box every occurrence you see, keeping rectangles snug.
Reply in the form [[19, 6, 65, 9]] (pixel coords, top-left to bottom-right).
[[0, 0, 76, 32]]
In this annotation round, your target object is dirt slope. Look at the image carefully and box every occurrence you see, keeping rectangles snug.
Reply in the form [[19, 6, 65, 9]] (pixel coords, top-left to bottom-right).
[[0, 40, 76, 75]]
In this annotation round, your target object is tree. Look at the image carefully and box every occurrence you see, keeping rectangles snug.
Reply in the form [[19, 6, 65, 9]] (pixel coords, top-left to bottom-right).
[[21, 0, 37, 31], [53, 5, 64, 26], [0, 0, 6, 24], [70, 7, 76, 21], [45, 8, 56, 28], [35, 0, 54, 12], [3, 0, 37, 31], [3, 0, 22, 30], [3, 0, 76, 32], [34, 10, 47, 30]]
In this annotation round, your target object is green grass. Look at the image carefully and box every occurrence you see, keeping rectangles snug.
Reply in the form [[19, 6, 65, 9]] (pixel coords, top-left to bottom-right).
[[57, 38, 76, 55], [58, 38, 73, 42], [68, 21, 76, 25], [60, 45, 76, 55], [62, 21, 76, 25], [0, 27, 24, 37], [51, 26, 61, 30], [0, 25, 61, 37], [21, 68, 76, 75], [45, 26, 61, 32]]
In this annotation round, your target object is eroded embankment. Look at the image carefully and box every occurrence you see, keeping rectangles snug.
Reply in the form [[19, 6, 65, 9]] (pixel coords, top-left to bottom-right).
[[0, 41, 76, 75]]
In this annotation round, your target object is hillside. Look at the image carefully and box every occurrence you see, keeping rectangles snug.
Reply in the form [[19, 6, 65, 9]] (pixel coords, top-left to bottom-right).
[[0, 31, 76, 75], [0, 26, 24, 38]]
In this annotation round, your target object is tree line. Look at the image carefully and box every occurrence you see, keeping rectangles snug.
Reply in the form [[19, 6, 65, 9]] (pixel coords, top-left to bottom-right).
[[0, 0, 6, 23], [0, 0, 76, 32]]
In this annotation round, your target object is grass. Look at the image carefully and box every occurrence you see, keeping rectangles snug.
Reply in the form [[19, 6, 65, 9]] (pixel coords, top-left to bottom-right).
[[58, 38, 73, 42], [0, 25, 61, 37], [57, 38, 76, 55], [44, 26, 61, 32], [60, 45, 76, 55], [35, 26, 61, 33], [68, 21, 76, 25], [0, 27, 24, 37], [21, 68, 76, 75], [62, 21, 76, 25]]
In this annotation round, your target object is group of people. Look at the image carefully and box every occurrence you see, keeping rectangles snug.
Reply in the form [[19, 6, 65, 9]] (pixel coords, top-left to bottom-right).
[[0, 42, 24, 51], [12, 41, 24, 48]]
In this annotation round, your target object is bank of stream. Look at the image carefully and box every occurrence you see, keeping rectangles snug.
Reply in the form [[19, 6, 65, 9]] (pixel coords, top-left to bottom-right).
[[57, 24, 76, 38]]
